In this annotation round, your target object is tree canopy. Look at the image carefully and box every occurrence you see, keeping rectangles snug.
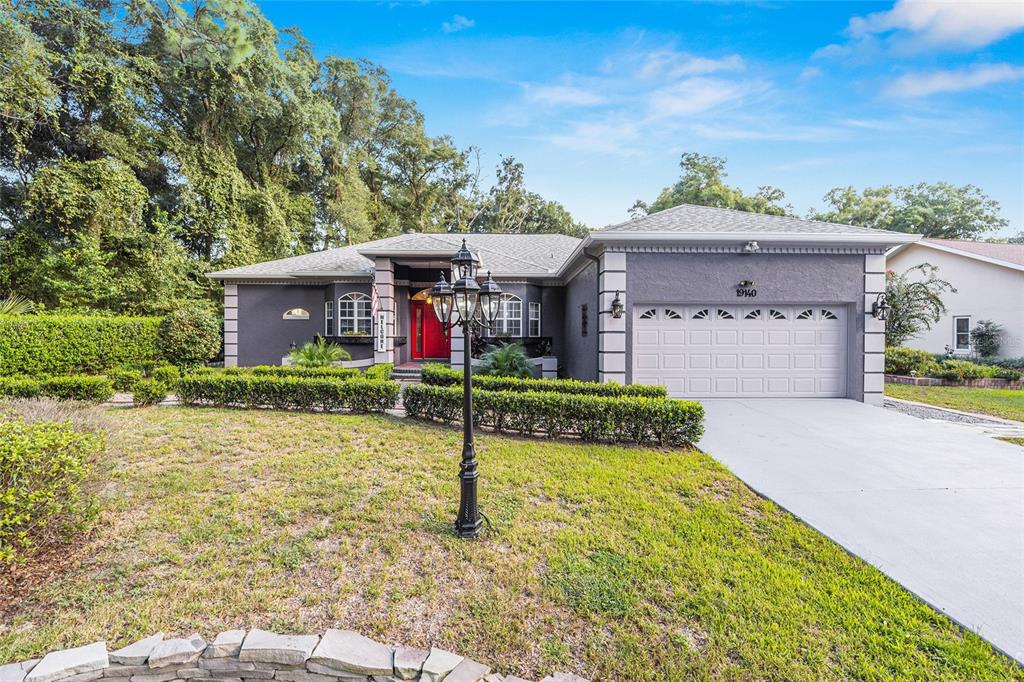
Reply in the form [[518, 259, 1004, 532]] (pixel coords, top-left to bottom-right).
[[0, 0, 585, 313]]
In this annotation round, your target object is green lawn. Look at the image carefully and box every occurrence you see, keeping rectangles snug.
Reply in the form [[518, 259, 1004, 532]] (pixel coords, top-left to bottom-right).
[[1, 407, 1019, 680], [885, 383, 1024, 422]]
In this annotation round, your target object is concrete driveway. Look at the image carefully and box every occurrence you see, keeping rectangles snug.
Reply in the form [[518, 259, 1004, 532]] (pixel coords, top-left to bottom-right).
[[699, 399, 1024, 662]]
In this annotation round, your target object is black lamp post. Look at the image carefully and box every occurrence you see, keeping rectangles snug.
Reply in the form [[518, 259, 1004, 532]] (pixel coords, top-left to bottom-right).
[[430, 240, 503, 539]]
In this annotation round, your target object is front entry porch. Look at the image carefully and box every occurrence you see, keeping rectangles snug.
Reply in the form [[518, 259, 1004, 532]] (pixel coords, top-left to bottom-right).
[[409, 288, 451, 361]]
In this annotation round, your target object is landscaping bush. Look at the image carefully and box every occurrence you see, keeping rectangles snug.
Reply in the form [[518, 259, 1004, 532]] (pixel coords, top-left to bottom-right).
[[150, 365, 181, 386], [970, 320, 1003, 358], [0, 417, 104, 561], [364, 363, 394, 381], [421, 363, 669, 398], [0, 314, 161, 376], [991, 367, 1022, 381], [191, 365, 362, 380], [884, 347, 936, 376], [157, 305, 221, 368], [402, 383, 703, 446], [477, 342, 532, 379], [0, 375, 115, 402], [177, 375, 400, 413], [108, 367, 144, 391], [288, 337, 351, 367], [133, 379, 168, 406], [931, 359, 991, 382]]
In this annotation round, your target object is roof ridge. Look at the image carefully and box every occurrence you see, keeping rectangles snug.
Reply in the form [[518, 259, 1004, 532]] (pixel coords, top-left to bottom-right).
[[420, 232, 559, 272]]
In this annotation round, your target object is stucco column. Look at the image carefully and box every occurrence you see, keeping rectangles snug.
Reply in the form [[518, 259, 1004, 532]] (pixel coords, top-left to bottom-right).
[[598, 250, 627, 384], [863, 254, 886, 405], [374, 257, 396, 365], [223, 284, 238, 367]]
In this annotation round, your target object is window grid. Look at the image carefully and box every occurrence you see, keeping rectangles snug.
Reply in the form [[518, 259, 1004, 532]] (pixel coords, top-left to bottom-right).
[[338, 293, 372, 335], [325, 301, 334, 335], [528, 301, 541, 337], [495, 294, 522, 336], [954, 316, 971, 351]]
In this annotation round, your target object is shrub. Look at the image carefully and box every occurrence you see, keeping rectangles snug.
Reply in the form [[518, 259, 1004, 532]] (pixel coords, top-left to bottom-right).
[[931, 359, 991, 382], [107, 367, 144, 391], [364, 363, 394, 381], [288, 337, 351, 367], [970, 320, 1003, 358], [177, 375, 400, 413], [150, 365, 181, 386], [133, 379, 168, 406], [884, 347, 935, 376], [477, 342, 533, 379], [0, 376, 115, 402], [402, 383, 703, 446], [190, 365, 361, 380], [992, 367, 1022, 381], [421, 363, 669, 398], [0, 314, 161, 376], [157, 305, 221, 368], [0, 417, 104, 561]]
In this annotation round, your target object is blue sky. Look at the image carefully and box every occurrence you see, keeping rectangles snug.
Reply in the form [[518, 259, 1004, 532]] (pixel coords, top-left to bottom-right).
[[259, 1, 1024, 235]]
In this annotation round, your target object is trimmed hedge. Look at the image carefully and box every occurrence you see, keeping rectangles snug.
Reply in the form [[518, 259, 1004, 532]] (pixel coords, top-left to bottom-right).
[[150, 365, 181, 385], [177, 375, 400, 413], [402, 383, 703, 446], [0, 418, 104, 561], [884, 347, 935, 376], [192, 365, 362, 380], [0, 376, 115, 402], [133, 379, 168, 406], [421, 363, 670, 398], [0, 314, 161, 376], [107, 368, 144, 391], [364, 363, 394, 381]]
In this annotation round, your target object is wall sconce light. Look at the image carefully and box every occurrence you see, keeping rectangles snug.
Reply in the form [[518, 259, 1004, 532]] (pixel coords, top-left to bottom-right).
[[610, 291, 624, 319], [743, 240, 760, 254], [738, 280, 755, 288], [871, 292, 890, 321]]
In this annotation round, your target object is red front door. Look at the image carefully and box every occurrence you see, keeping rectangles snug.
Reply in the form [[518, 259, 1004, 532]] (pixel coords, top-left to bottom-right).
[[411, 300, 450, 359]]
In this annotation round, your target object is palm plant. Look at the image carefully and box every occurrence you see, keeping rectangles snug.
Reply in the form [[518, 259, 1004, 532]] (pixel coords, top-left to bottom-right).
[[0, 294, 36, 315], [287, 337, 351, 367], [477, 342, 533, 379]]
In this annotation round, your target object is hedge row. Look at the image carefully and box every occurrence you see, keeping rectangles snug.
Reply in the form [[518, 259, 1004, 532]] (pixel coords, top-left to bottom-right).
[[364, 363, 394, 381], [884, 347, 1022, 381], [177, 375, 400, 413], [191, 365, 362, 380], [0, 376, 115, 402], [420, 363, 670, 398], [0, 315, 162, 376], [402, 383, 703, 446], [0, 417, 104, 562]]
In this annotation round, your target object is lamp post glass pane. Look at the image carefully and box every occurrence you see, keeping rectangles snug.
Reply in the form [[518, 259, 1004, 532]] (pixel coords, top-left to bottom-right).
[[454, 286, 478, 320]]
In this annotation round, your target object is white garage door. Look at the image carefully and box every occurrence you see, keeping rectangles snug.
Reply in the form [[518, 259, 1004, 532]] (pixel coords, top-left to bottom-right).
[[633, 304, 848, 398]]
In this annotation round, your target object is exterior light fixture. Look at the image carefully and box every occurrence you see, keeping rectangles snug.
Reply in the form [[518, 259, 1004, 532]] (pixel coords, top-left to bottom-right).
[[610, 291, 624, 319], [429, 242, 502, 539], [738, 280, 755, 288], [743, 240, 760, 254], [871, 292, 890, 321]]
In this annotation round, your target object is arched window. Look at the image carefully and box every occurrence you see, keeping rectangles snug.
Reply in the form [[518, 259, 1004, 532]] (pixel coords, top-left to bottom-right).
[[494, 294, 522, 336], [283, 308, 310, 320], [338, 292, 372, 335]]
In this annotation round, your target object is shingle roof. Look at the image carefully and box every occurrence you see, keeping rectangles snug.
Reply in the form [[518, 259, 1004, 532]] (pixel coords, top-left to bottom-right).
[[923, 239, 1024, 267], [208, 232, 582, 279], [598, 203, 903, 236]]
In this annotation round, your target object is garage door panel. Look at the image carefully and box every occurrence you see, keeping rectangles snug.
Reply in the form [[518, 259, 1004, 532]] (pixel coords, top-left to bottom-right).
[[633, 303, 847, 398]]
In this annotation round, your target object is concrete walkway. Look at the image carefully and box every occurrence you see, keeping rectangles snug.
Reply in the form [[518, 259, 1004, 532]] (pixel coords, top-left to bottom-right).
[[699, 399, 1024, 662]]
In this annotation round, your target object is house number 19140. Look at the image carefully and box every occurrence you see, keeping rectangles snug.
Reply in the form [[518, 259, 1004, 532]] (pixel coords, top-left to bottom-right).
[[736, 288, 757, 298]]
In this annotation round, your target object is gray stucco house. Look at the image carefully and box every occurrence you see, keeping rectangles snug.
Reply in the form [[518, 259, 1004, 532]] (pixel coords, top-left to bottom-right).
[[208, 203, 919, 404]]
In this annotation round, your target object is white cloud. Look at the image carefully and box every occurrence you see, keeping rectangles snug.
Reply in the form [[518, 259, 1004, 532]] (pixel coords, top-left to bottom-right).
[[884, 63, 1024, 98], [636, 49, 745, 79], [645, 78, 748, 118], [849, 0, 1024, 50], [543, 119, 641, 155], [441, 15, 475, 33], [522, 84, 606, 107], [799, 66, 823, 81]]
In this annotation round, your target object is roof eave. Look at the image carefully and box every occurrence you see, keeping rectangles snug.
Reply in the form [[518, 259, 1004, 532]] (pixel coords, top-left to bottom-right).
[[589, 231, 922, 245], [206, 270, 371, 280], [888, 240, 1024, 273]]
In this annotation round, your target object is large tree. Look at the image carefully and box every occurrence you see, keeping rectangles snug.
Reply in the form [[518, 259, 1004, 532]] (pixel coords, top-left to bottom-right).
[[884, 264, 956, 348], [810, 183, 1007, 239], [631, 152, 791, 218], [471, 156, 587, 237]]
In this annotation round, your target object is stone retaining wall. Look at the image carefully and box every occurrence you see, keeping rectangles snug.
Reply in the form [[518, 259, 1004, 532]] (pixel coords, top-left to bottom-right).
[[885, 374, 1023, 389], [0, 629, 588, 682]]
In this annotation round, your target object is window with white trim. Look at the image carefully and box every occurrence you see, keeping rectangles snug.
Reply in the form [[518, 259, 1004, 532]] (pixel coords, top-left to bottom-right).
[[495, 294, 522, 336], [954, 316, 971, 351], [338, 292, 372, 335], [528, 301, 541, 337], [324, 300, 334, 335]]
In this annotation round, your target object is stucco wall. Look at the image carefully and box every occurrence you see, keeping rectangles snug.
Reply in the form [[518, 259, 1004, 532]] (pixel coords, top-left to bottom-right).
[[624, 252, 868, 399], [237, 285, 327, 365], [887, 245, 1024, 357], [562, 260, 599, 381]]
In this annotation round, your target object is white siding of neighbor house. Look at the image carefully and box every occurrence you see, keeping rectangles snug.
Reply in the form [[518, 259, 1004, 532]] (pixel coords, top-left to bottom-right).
[[886, 244, 1024, 358]]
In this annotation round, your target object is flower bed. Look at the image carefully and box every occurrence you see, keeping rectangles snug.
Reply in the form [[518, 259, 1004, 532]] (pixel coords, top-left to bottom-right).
[[177, 374, 400, 413], [884, 347, 1023, 389], [420, 363, 669, 398], [403, 383, 703, 446]]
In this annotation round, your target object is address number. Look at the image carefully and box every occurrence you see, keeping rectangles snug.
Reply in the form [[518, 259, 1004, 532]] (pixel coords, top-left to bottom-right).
[[736, 288, 757, 298]]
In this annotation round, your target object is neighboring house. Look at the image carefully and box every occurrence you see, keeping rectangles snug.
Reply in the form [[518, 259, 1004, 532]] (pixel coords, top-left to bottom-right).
[[208, 203, 917, 403], [886, 239, 1024, 358]]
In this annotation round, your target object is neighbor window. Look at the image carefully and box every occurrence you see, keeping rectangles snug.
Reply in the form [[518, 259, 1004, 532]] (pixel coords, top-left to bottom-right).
[[494, 294, 522, 336], [338, 292, 372, 335], [324, 300, 334, 335], [529, 302, 541, 337], [954, 316, 971, 351]]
